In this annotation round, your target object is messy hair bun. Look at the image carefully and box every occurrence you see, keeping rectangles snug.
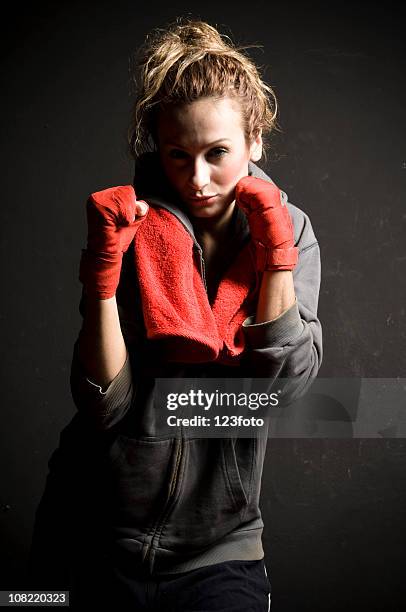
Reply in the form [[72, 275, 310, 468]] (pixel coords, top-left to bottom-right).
[[128, 18, 278, 161]]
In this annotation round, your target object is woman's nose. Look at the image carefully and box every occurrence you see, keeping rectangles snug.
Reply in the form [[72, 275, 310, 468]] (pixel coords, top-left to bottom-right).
[[188, 158, 210, 191]]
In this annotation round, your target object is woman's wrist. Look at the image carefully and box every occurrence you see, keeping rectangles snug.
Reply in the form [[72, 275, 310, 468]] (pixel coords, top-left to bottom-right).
[[255, 270, 296, 324], [78, 294, 128, 388]]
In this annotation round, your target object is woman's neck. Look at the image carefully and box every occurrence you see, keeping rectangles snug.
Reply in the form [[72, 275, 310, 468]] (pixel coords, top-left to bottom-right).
[[192, 201, 236, 242]]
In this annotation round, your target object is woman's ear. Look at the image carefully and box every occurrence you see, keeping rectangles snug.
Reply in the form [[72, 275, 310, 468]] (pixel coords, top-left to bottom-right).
[[249, 129, 263, 162]]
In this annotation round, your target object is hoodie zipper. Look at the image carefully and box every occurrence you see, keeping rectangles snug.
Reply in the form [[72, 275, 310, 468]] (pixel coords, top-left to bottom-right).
[[138, 202, 209, 572], [139, 201, 222, 572], [195, 244, 208, 292], [141, 248, 206, 573]]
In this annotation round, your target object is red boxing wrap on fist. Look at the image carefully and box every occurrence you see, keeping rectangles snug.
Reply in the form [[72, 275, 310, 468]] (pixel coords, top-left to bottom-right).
[[79, 185, 148, 300], [235, 176, 298, 272]]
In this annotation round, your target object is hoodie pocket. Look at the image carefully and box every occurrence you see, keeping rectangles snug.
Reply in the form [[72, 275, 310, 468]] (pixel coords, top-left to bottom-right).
[[222, 437, 256, 513], [105, 435, 177, 528], [158, 438, 257, 552]]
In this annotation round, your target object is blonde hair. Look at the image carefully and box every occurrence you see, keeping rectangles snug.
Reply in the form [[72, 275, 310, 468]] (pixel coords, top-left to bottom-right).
[[128, 18, 278, 162]]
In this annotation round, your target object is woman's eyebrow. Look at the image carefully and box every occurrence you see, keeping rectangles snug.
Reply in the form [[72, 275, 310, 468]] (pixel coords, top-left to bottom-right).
[[165, 138, 232, 148]]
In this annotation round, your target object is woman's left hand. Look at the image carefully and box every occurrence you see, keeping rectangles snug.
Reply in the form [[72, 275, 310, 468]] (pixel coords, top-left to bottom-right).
[[235, 176, 298, 271]]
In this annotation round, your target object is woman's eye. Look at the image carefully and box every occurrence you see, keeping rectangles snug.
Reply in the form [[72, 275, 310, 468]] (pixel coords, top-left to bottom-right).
[[168, 148, 228, 160], [169, 149, 187, 159], [209, 148, 227, 158]]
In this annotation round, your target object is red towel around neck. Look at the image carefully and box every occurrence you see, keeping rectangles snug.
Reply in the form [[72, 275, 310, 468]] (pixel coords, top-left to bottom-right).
[[132, 205, 260, 365]]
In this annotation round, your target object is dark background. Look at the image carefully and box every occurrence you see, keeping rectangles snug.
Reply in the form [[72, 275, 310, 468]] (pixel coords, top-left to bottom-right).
[[1, 1, 405, 610]]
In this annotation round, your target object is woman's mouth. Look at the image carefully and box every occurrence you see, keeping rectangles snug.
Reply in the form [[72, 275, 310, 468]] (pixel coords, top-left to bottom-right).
[[189, 195, 218, 204]]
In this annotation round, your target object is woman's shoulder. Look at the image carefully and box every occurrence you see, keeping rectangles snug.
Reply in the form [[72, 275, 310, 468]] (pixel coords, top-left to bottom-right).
[[287, 200, 319, 251], [249, 161, 318, 250]]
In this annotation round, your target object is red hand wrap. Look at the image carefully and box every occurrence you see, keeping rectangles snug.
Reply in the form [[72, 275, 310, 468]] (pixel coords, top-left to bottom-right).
[[235, 176, 298, 272], [79, 185, 148, 300]]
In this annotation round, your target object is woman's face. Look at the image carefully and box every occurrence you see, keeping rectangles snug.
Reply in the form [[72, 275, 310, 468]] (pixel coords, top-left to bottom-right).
[[156, 96, 262, 219]]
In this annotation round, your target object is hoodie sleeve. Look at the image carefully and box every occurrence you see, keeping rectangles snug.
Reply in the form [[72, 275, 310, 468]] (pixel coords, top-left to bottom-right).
[[69, 333, 134, 430], [241, 205, 323, 403]]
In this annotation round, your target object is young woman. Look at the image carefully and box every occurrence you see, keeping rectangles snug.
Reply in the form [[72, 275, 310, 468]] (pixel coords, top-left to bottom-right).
[[28, 19, 322, 611]]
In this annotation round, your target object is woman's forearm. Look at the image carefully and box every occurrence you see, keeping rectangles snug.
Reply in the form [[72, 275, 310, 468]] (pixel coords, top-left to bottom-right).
[[255, 270, 296, 323], [77, 295, 128, 388]]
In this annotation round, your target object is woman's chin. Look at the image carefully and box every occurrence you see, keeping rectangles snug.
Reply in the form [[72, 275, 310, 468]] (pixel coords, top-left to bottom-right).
[[183, 198, 235, 220]]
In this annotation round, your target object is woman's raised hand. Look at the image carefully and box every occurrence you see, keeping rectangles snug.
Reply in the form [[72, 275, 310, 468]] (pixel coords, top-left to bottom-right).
[[235, 176, 298, 272], [79, 185, 149, 299]]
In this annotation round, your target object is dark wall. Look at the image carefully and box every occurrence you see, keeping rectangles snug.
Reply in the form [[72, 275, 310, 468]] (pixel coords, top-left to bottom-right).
[[1, 1, 405, 610]]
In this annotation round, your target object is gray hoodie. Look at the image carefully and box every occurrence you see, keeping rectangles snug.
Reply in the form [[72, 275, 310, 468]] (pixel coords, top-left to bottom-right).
[[31, 154, 322, 582]]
